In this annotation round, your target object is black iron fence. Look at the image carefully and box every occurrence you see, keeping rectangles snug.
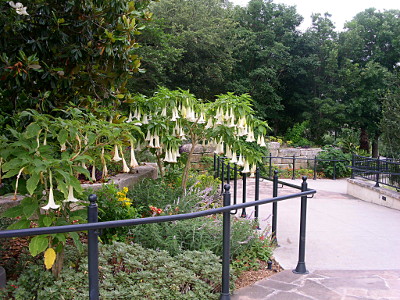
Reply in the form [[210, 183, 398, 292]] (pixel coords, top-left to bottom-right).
[[0, 179, 316, 299], [263, 154, 348, 180], [350, 154, 400, 190]]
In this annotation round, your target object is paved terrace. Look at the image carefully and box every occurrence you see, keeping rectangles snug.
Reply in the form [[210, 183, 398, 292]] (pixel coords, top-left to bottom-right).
[[231, 178, 400, 300]]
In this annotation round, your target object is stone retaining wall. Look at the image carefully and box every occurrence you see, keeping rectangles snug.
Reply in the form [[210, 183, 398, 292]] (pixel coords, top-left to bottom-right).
[[347, 178, 400, 211], [0, 164, 158, 214], [268, 142, 322, 169]]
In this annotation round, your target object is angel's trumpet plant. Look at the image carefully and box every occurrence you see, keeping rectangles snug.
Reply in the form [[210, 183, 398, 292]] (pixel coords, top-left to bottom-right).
[[42, 171, 60, 210], [112, 144, 122, 161], [230, 151, 237, 163], [126, 111, 133, 123], [250, 164, 257, 177], [91, 165, 97, 181], [64, 185, 79, 203], [237, 154, 244, 166], [242, 161, 250, 173], [130, 140, 139, 168]]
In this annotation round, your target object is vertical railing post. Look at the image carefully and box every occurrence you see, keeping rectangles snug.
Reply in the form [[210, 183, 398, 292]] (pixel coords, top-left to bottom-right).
[[255, 167, 260, 228], [221, 158, 225, 193], [214, 153, 217, 179], [351, 154, 355, 179], [292, 155, 296, 180], [233, 164, 238, 205], [227, 162, 231, 185], [313, 157, 317, 180], [216, 156, 220, 180], [293, 177, 309, 274], [269, 154, 272, 178], [272, 170, 278, 244], [375, 158, 380, 187], [88, 194, 99, 300], [241, 172, 247, 218], [333, 161, 337, 180], [220, 184, 231, 300]]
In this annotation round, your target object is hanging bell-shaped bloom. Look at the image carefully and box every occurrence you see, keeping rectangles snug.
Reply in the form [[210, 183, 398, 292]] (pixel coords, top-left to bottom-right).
[[130, 141, 139, 168], [126, 111, 133, 123], [112, 145, 122, 161], [154, 134, 161, 148], [60, 143, 66, 152], [91, 165, 97, 181], [228, 116, 236, 128], [237, 154, 244, 166], [133, 108, 139, 119], [122, 157, 130, 173], [164, 149, 171, 162], [224, 109, 230, 122], [42, 187, 60, 210], [161, 107, 167, 117], [145, 130, 151, 141], [172, 149, 178, 163], [242, 161, 250, 173], [82, 162, 87, 170], [64, 185, 79, 203], [102, 163, 108, 179], [205, 118, 213, 129], [148, 135, 155, 148], [225, 146, 232, 159], [136, 110, 142, 121], [260, 135, 266, 147], [246, 128, 255, 142], [230, 151, 237, 163], [142, 114, 149, 125], [42, 172, 60, 210], [181, 106, 187, 118], [43, 136, 47, 146], [197, 112, 206, 124], [250, 164, 257, 177]]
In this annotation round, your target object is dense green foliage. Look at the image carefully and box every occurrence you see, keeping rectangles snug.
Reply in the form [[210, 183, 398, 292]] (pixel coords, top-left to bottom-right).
[[0, 243, 223, 300], [316, 146, 352, 178]]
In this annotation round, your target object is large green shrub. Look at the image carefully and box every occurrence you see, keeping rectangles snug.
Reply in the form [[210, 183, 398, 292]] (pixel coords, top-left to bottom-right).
[[1, 243, 222, 300], [316, 146, 352, 178]]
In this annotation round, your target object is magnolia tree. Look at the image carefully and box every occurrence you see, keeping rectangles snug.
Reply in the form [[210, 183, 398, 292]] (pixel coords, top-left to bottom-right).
[[126, 87, 270, 190]]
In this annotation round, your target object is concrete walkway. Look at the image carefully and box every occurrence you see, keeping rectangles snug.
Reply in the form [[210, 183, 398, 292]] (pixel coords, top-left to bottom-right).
[[231, 178, 400, 300]]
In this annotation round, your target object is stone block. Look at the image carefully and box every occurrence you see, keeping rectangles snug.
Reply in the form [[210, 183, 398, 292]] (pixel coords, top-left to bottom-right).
[[268, 142, 281, 150], [278, 148, 298, 157]]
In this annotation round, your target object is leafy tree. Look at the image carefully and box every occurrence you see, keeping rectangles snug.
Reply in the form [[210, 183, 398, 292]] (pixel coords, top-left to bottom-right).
[[380, 88, 400, 158], [133, 0, 238, 99]]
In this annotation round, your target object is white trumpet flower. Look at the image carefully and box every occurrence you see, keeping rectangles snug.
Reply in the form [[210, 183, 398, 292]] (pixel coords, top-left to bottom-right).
[[9, 1, 29, 15], [205, 118, 213, 129], [161, 107, 167, 117], [250, 164, 257, 177], [130, 140, 139, 168], [230, 151, 237, 163], [91, 165, 97, 181], [142, 114, 149, 124], [154, 135, 160, 148], [42, 172, 60, 210], [60, 143, 66, 152], [126, 111, 133, 123], [63, 185, 79, 203], [122, 157, 130, 173], [242, 161, 250, 173], [237, 154, 244, 166], [148, 136, 155, 148], [164, 149, 171, 162], [112, 144, 122, 161], [102, 163, 108, 178], [259, 135, 266, 147], [145, 130, 151, 141]]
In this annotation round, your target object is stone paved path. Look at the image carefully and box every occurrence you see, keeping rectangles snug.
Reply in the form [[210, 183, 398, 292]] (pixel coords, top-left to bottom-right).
[[230, 178, 400, 299]]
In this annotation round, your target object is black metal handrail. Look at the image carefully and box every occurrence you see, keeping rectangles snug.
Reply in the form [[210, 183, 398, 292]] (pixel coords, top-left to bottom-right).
[[0, 182, 316, 300]]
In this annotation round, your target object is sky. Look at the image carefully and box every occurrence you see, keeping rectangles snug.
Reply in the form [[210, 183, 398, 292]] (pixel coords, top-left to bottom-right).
[[230, 0, 400, 31]]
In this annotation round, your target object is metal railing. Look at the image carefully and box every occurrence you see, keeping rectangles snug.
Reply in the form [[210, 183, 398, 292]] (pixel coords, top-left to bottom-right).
[[214, 155, 316, 247], [263, 154, 348, 180], [350, 154, 400, 190], [0, 181, 316, 300]]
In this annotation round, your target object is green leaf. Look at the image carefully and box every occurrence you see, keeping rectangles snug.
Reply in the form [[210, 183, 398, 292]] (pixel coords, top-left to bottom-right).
[[26, 173, 40, 195], [43, 216, 53, 227], [7, 219, 30, 230], [53, 233, 66, 244], [29, 235, 49, 257], [57, 129, 68, 145], [23, 202, 39, 218], [24, 123, 41, 139], [1, 205, 22, 218]]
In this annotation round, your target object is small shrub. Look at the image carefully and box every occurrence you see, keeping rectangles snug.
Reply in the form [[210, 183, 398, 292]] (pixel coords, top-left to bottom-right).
[[284, 121, 312, 147]]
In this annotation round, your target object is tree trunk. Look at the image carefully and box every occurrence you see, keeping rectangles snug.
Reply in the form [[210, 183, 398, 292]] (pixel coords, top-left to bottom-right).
[[156, 152, 164, 178], [51, 249, 64, 278], [181, 138, 197, 191], [359, 128, 370, 153], [372, 135, 379, 158]]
